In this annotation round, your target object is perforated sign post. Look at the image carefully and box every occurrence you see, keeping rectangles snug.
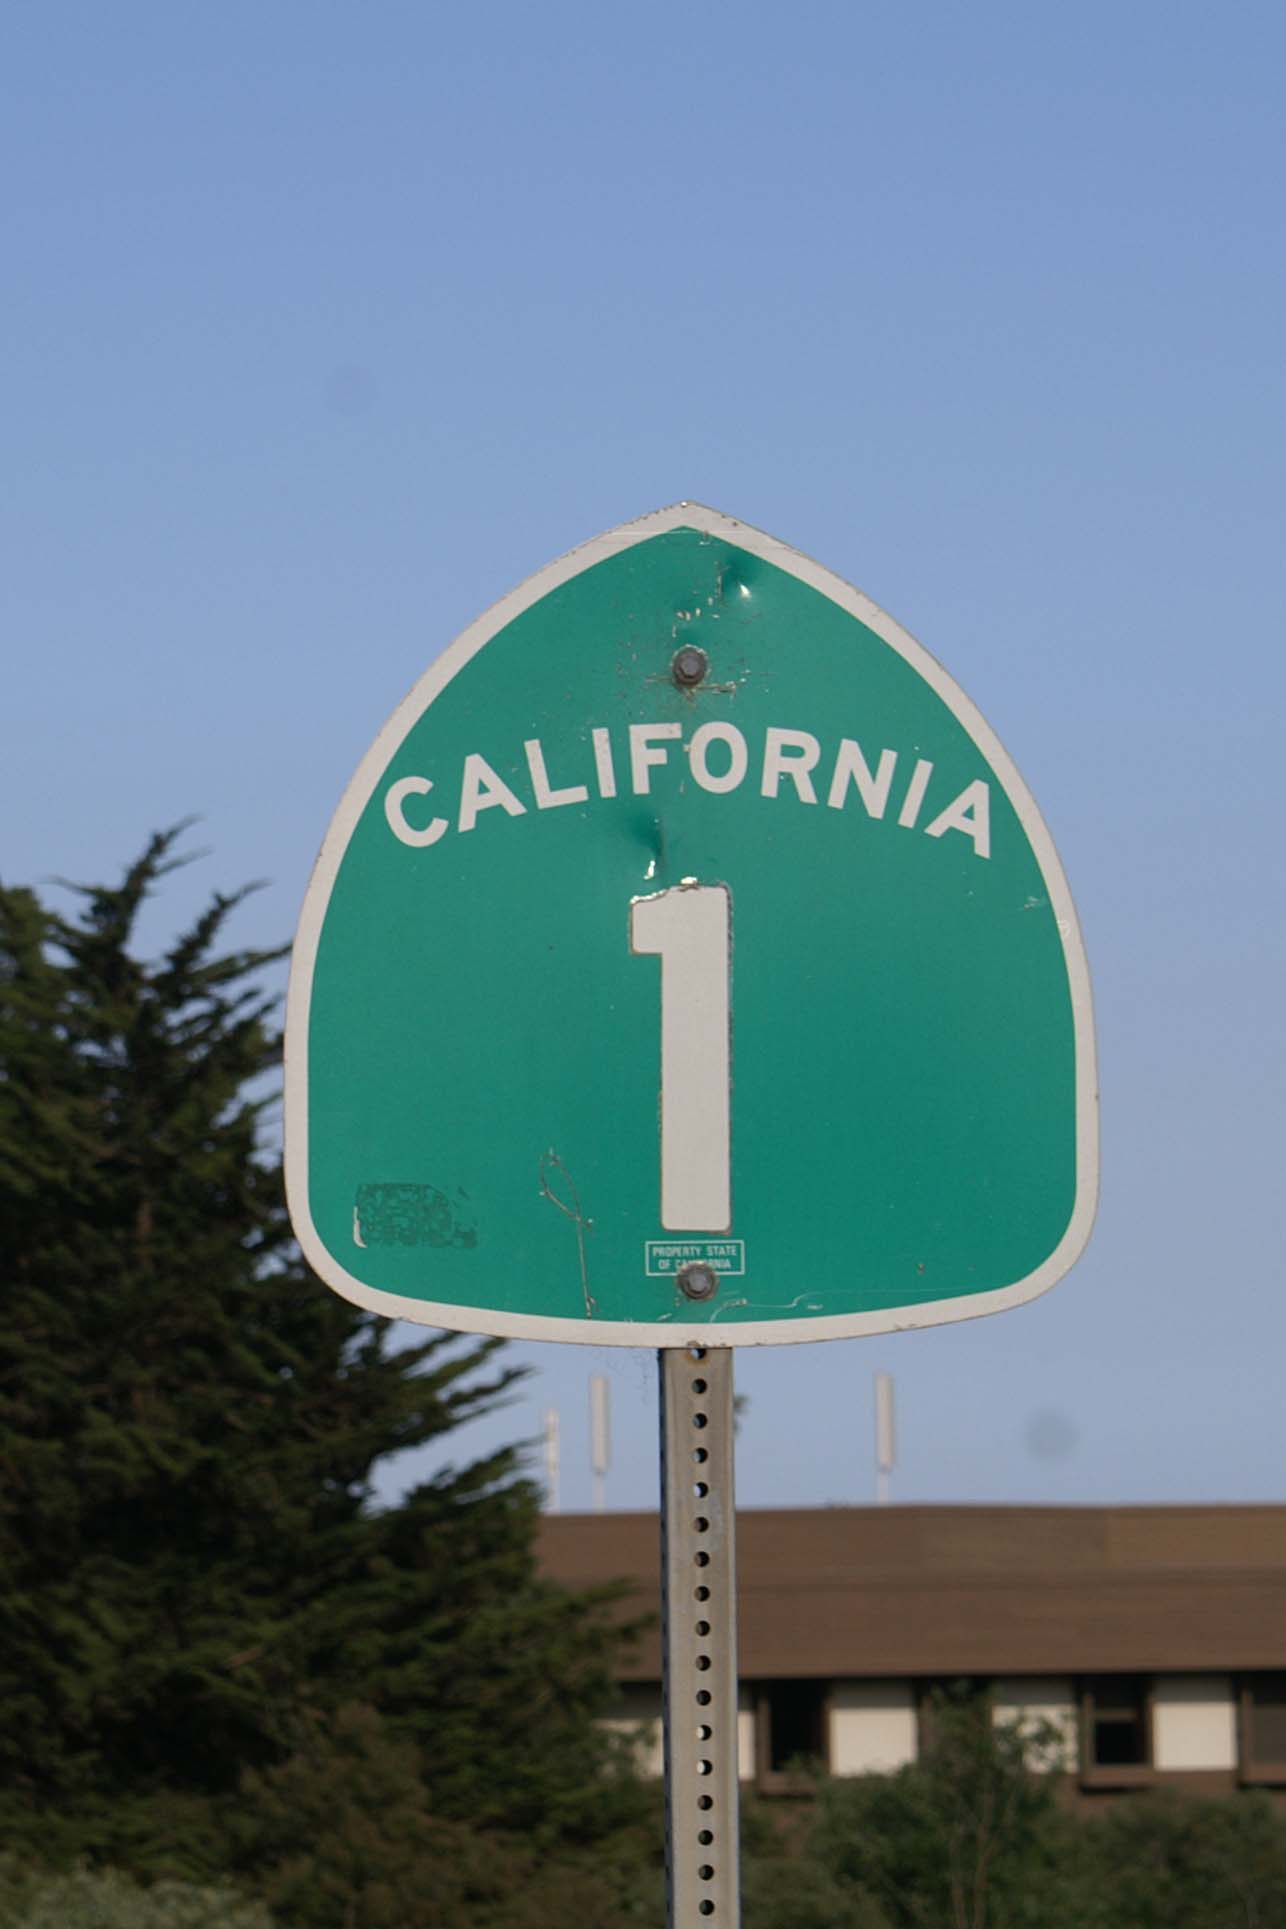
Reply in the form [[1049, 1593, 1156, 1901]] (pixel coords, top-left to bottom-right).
[[285, 504, 1098, 1926]]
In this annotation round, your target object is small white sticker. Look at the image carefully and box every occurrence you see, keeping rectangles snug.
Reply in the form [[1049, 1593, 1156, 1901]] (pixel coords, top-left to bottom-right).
[[646, 1238, 746, 1278]]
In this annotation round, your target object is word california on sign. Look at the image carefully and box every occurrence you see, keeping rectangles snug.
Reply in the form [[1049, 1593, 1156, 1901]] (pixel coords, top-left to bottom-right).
[[286, 504, 1097, 1348], [383, 721, 992, 859]]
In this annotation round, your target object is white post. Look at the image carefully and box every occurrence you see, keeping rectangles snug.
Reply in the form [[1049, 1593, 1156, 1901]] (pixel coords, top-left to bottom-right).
[[542, 1406, 560, 1514], [590, 1374, 610, 1514], [875, 1371, 895, 1507]]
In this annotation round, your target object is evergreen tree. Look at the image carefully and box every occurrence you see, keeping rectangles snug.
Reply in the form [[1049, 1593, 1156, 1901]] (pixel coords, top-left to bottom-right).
[[0, 832, 639, 1888]]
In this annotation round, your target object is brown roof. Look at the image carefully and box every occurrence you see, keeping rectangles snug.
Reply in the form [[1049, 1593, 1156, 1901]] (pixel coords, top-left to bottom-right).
[[537, 1506, 1286, 1681]]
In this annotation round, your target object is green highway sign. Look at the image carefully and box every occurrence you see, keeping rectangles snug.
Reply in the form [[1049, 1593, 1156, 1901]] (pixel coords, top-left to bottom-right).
[[285, 504, 1097, 1345]]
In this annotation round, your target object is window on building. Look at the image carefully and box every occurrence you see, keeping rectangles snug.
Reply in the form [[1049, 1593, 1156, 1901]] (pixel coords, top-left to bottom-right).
[[754, 1679, 828, 1784], [1240, 1674, 1286, 1783], [1081, 1676, 1152, 1779]]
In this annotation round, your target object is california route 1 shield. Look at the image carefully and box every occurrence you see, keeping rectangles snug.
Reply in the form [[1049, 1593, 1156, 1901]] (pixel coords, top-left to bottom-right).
[[285, 504, 1097, 1345]]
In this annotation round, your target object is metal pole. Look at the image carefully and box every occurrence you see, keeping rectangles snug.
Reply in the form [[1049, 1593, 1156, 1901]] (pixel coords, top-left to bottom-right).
[[875, 1370, 895, 1507], [660, 1344, 740, 1926], [590, 1373, 610, 1513]]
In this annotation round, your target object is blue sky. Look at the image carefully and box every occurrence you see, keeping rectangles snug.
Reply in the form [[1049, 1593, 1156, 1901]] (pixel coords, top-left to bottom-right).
[[5, 2, 1284, 1512]]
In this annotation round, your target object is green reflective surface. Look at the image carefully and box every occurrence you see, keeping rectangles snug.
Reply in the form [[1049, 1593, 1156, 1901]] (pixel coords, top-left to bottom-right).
[[304, 527, 1080, 1333]]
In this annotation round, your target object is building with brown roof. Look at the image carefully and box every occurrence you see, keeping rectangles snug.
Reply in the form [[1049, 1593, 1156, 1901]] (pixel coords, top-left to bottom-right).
[[537, 1505, 1286, 1798]]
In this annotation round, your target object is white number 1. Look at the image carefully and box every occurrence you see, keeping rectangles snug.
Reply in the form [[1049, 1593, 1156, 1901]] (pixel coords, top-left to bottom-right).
[[629, 884, 731, 1232]]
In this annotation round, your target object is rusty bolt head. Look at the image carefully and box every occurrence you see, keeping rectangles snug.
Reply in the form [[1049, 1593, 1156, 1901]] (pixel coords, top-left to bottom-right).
[[678, 1261, 719, 1301], [672, 645, 708, 688]]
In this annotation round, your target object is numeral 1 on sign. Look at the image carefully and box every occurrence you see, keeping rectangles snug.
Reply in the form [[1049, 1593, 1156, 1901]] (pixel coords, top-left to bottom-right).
[[629, 884, 732, 1233]]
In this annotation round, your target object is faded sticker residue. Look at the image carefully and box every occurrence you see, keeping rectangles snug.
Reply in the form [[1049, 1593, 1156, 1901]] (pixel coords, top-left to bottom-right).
[[353, 1183, 477, 1250]]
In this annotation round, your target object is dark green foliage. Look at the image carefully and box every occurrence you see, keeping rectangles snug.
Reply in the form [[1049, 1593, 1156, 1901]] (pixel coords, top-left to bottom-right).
[[1075, 1789, 1286, 1929], [0, 1856, 271, 1927], [743, 1696, 1286, 1929], [235, 1701, 490, 1929], [803, 1688, 1072, 1929], [0, 833, 643, 1908], [742, 1796, 891, 1929], [236, 1703, 664, 1929]]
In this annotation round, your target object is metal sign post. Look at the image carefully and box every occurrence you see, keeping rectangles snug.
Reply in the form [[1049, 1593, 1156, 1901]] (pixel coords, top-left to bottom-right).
[[661, 1346, 739, 1925]]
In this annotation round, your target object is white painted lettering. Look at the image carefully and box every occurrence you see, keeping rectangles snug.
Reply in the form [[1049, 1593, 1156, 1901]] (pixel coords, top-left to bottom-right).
[[925, 779, 991, 858], [630, 722, 682, 794], [385, 725, 993, 864], [591, 726, 617, 799], [457, 753, 527, 833], [384, 775, 449, 848], [689, 721, 748, 795], [761, 728, 821, 803], [897, 758, 934, 828], [524, 737, 588, 810], [826, 739, 897, 818]]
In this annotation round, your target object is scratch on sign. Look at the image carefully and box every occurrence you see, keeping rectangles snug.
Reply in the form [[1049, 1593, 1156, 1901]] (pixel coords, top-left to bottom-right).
[[539, 1149, 596, 1317]]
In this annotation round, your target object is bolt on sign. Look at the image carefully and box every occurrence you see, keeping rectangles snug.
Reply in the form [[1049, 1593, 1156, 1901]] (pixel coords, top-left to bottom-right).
[[285, 504, 1097, 1345]]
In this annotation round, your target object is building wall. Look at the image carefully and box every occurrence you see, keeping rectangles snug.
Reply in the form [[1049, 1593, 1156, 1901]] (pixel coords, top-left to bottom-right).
[[603, 1671, 1255, 1785], [738, 1684, 755, 1781], [1153, 1675, 1238, 1772], [556, 1507, 1286, 1801], [538, 1505, 1286, 1688], [829, 1679, 917, 1774], [992, 1676, 1078, 1770]]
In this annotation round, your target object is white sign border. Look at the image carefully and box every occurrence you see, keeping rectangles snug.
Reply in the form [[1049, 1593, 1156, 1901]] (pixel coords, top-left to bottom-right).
[[285, 502, 1099, 1348]]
